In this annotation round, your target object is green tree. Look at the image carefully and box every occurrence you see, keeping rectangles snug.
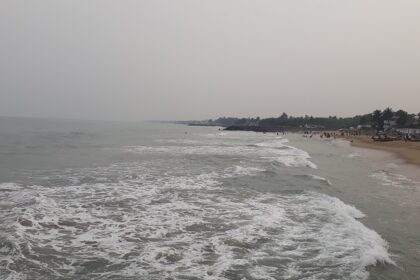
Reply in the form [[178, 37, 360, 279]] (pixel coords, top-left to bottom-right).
[[395, 110, 409, 127], [359, 114, 371, 125], [371, 109, 382, 130], [382, 107, 394, 121]]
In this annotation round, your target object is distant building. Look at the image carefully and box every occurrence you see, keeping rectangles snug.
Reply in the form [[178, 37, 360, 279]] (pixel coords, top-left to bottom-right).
[[304, 124, 325, 129], [383, 117, 397, 130], [396, 128, 420, 135], [357, 124, 372, 130]]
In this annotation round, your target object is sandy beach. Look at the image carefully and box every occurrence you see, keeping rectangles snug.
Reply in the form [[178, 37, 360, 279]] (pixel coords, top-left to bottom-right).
[[340, 135, 420, 166]]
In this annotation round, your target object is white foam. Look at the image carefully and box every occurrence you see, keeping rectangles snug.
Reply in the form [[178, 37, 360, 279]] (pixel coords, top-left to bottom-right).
[[156, 139, 201, 145], [224, 165, 266, 178], [1, 170, 393, 279], [125, 138, 317, 169], [347, 152, 362, 158], [254, 138, 289, 147], [309, 174, 332, 185], [0, 183, 22, 192], [269, 145, 317, 169], [253, 139, 317, 168], [371, 171, 420, 189], [1, 134, 393, 279]]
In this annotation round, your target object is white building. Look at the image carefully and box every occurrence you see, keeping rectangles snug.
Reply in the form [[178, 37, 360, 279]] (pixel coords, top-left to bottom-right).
[[383, 119, 397, 130], [396, 128, 420, 135]]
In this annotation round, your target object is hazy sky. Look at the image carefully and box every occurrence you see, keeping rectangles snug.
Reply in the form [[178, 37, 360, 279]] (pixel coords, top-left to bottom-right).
[[1, 1, 419, 121]]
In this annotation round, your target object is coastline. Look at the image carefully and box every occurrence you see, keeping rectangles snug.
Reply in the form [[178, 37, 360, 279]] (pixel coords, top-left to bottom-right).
[[340, 135, 420, 167], [223, 124, 420, 168]]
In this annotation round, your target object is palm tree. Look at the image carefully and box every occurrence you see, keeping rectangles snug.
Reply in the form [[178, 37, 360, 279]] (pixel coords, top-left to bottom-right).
[[371, 109, 382, 131], [382, 107, 394, 121], [395, 110, 409, 127]]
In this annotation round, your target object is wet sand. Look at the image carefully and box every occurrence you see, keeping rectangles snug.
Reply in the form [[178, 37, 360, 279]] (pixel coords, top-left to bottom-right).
[[340, 135, 420, 166]]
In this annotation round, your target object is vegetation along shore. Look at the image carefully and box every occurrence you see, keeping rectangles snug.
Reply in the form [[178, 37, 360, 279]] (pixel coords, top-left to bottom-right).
[[180, 108, 420, 166]]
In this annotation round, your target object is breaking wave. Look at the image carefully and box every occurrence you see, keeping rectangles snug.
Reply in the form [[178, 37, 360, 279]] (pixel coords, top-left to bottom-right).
[[0, 167, 392, 279], [0, 134, 394, 279], [371, 170, 420, 189], [125, 138, 317, 169], [308, 174, 332, 185]]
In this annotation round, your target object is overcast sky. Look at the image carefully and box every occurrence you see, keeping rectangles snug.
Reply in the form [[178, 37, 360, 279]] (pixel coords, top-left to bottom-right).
[[1, 1, 419, 121]]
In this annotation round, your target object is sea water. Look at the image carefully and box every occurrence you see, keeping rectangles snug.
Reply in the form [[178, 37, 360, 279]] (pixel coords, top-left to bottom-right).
[[1, 117, 419, 280]]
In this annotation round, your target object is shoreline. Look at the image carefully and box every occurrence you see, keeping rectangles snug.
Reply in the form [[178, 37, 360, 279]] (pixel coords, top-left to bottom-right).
[[339, 135, 420, 167], [223, 125, 420, 168]]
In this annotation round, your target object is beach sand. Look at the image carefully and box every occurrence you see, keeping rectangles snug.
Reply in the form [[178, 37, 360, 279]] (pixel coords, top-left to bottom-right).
[[341, 135, 420, 166]]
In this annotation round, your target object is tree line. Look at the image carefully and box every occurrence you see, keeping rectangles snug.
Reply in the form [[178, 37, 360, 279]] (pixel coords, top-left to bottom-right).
[[209, 108, 420, 130], [366, 108, 419, 130]]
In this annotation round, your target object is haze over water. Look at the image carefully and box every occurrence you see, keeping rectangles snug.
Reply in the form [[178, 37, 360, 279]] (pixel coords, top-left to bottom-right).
[[1, 117, 420, 279], [1, 1, 420, 120]]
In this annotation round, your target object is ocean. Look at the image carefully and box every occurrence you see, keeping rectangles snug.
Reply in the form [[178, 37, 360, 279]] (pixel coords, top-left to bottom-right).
[[1, 117, 419, 280]]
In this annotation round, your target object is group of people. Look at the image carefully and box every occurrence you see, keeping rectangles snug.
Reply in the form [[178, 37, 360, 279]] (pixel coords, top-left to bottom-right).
[[301, 131, 338, 139], [402, 133, 419, 142]]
